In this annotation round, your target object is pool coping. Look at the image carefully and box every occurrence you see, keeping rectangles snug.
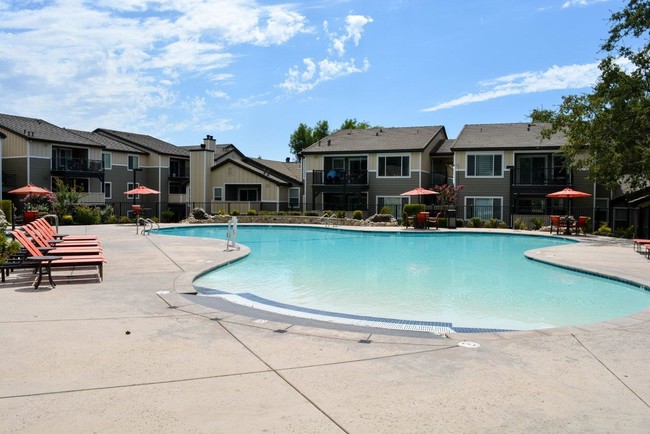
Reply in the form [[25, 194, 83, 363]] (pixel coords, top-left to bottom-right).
[[161, 224, 650, 338]]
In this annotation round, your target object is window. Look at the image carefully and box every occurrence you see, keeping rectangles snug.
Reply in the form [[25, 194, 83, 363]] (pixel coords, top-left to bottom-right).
[[238, 188, 258, 201], [289, 187, 300, 208], [467, 154, 502, 177], [103, 182, 112, 199], [169, 181, 186, 194], [377, 196, 407, 215], [466, 197, 502, 220], [513, 197, 546, 214], [170, 159, 187, 177], [378, 155, 409, 177], [128, 155, 139, 171], [126, 182, 140, 199], [213, 187, 223, 201], [102, 152, 112, 170]]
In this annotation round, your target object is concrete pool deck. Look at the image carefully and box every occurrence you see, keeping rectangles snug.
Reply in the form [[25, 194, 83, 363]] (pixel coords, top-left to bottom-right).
[[1, 224, 649, 433]]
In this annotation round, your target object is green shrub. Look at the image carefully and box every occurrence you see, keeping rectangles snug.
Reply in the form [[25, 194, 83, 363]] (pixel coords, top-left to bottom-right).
[[596, 224, 612, 236], [231, 210, 240, 216], [74, 205, 100, 225], [468, 217, 484, 228], [247, 209, 257, 215], [0, 200, 13, 224], [162, 210, 175, 222], [484, 219, 496, 228], [513, 218, 526, 230], [0, 232, 20, 265], [436, 217, 447, 228], [614, 225, 635, 239], [352, 210, 363, 220], [403, 204, 425, 217], [379, 206, 393, 216], [98, 205, 114, 224], [108, 215, 118, 224], [61, 214, 74, 225], [498, 221, 508, 229], [305, 211, 319, 217], [336, 210, 346, 219], [118, 216, 131, 224], [456, 218, 464, 228], [530, 217, 544, 230]]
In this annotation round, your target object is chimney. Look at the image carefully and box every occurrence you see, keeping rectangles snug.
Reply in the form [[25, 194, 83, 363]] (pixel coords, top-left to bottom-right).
[[203, 134, 216, 151], [286, 157, 291, 163]]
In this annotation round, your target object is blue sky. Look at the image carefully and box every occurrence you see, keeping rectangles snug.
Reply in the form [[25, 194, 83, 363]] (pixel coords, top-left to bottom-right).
[[0, 0, 624, 160]]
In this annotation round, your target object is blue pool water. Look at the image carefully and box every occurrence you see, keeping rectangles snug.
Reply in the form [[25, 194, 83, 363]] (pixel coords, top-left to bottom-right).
[[159, 226, 650, 331]]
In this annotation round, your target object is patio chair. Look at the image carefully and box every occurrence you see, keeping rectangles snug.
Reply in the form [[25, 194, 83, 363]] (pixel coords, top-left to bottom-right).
[[11, 230, 105, 286], [633, 239, 650, 252], [12, 230, 102, 256], [428, 212, 442, 230], [32, 218, 98, 241], [574, 216, 589, 235], [549, 215, 566, 234], [415, 212, 430, 229], [23, 224, 101, 249]]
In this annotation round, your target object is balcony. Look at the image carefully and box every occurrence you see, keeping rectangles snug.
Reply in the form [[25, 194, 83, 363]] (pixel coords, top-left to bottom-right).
[[312, 170, 368, 185], [51, 157, 104, 180], [512, 166, 570, 186]]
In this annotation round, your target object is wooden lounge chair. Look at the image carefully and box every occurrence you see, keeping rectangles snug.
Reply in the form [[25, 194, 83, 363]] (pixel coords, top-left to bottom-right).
[[11, 230, 105, 286], [428, 212, 441, 230]]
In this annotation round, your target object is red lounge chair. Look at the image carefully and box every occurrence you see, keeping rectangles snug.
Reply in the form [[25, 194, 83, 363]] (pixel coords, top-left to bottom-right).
[[32, 218, 98, 241], [11, 231, 105, 285], [633, 239, 650, 252], [549, 215, 567, 234], [23, 224, 101, 249], [13, 230, 103, 256]]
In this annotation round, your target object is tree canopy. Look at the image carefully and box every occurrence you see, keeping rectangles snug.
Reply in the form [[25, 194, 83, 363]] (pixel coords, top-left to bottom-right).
[[530, 0, 650, 191]]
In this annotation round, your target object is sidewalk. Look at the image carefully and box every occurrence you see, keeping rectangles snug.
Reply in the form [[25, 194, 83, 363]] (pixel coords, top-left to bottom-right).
[[1, 224, 649, 433]]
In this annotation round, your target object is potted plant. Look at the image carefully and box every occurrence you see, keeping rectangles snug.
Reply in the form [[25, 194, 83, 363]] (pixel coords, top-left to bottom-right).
[[21, 192, 56, 223]]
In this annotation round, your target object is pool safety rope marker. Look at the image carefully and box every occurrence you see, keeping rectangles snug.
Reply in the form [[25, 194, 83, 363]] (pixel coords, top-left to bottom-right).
[[226, 216, 240, 251]]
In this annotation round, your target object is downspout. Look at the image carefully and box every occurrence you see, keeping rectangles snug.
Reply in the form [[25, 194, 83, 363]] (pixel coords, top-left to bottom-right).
[[158, 154, 162, 218]]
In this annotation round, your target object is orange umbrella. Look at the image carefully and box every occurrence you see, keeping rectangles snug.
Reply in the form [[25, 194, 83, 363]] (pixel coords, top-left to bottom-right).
[[124, 185, 160, 195], [8, 183, 50, 195], [401, 187, 438, 203], [546, 187, 592, 199]]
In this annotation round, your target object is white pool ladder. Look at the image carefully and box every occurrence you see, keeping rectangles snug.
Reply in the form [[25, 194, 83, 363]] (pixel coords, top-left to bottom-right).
[[226, 216, 240, 251], [321, 212, 337, 227], [138, 218, 160, 235]]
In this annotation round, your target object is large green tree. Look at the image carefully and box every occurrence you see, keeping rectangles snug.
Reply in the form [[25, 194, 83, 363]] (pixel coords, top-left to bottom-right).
[[288, 122, 314, 157], [530, 0, 650, 191], [289, 118, 378, 157], [339, 118, 373, 130]]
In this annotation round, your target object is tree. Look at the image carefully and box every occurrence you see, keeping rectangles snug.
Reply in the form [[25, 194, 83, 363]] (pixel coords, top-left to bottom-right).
[[288, 123, 314, 157], [530, 0, 650, 191], [339, 118, 372, 130], [312, 120, 330, 142]]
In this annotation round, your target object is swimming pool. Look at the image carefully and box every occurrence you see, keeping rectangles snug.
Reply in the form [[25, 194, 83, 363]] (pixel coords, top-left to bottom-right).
[[159, 225, 650, 332]]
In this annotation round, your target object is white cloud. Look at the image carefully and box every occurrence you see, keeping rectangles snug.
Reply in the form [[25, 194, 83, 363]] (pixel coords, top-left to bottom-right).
[[326, 14, 373, 56], [0, 0, 308, 132], [279, 57, 370, 93], [421, 62, 600, 112], [561, 0, 610, 8], [278, 13, 373, 93]]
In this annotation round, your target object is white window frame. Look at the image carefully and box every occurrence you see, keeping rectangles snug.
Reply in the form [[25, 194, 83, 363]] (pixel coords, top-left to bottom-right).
[[126, 182, 140, 200], [378, 154, 410, 178], [103, 182, 112, 199], [465, 196, 503, 220], [289, 187, 300, 208], [102, 152, 112, 170], [128, 155, 139, 171], [466, 153, 503, 178], [213, 187, 223, 201]]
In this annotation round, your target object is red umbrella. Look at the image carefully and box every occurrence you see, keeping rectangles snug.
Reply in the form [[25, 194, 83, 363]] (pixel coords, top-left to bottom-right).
[[546, 187, 592, 199], [401, 187, 438, 203], [8, 183, 50, 195], [124, 185, 160, 195]]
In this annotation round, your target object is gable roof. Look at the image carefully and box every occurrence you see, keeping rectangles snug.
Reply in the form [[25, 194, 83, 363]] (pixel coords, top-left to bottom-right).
[[0, 113, 101, 147], [301, 126, 445, 154], [67, 129, 146, 154], [452, 123, 566, 151], [94, 128, 189, 157], [212, 158, 294, 186], [245, 157, 302, 183]]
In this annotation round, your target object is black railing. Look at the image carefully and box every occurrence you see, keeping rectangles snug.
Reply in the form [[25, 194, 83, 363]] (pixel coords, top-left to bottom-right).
[[512, 167, 570, 186], [310, 170, 368, 186], [52, 158, 103, 172]]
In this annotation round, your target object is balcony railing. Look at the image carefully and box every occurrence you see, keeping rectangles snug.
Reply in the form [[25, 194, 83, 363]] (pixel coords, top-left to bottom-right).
[[52, 158, 103, 172], [512, 167, 571, 186], [311, 170, 368, 186]]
